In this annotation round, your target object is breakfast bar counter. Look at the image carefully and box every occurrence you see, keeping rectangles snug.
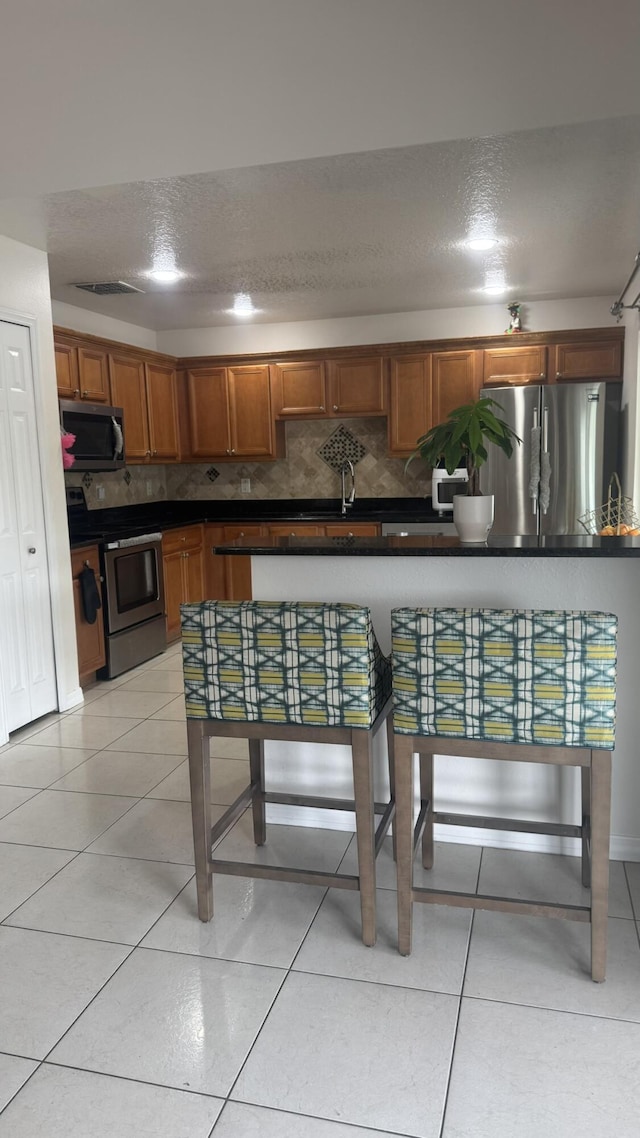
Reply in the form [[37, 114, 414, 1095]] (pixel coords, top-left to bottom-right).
[[212, 534, 640, 864]]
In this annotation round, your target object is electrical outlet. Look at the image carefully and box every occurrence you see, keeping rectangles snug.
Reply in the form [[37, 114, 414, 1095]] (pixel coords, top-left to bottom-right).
[[96, 485, 105, 501], [146, 480, 153, 496], [241, 478, 251, 494]]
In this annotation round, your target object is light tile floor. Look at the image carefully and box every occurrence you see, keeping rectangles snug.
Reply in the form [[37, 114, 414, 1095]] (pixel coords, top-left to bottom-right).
[[0, 640, 639, 1136]]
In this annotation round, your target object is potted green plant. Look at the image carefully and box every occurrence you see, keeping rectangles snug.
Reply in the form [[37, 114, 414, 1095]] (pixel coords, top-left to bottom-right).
[[407, 396, 521, 542]]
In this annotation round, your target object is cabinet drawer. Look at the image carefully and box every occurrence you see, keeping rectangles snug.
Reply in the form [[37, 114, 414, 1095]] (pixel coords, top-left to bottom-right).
[[324, 523, 380, 537], [162, 524, 203, 555], [268, 524, 322, 537]]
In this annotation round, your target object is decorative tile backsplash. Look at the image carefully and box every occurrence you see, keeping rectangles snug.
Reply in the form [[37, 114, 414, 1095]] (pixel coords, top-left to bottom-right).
[[65, 419, 430, 508]]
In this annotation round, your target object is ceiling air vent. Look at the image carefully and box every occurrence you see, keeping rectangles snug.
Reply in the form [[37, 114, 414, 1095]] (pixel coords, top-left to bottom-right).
[[74, 281, 145, 296]]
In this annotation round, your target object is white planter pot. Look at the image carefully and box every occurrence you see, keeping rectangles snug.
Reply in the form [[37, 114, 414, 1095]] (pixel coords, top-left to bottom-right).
[[453, 494, 495, 543]]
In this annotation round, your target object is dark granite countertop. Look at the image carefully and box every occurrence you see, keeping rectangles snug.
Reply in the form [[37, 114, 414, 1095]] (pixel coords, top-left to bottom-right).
[[68, 497, 439, 547], [213, 534, 640, 557]]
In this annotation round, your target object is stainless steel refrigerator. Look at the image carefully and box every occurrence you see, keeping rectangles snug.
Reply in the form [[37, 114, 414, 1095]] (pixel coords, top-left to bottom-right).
[[479, 382, 622, 535]]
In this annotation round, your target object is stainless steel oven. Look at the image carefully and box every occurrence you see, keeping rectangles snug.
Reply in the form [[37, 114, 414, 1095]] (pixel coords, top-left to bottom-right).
[[100, 533, 166, 678]]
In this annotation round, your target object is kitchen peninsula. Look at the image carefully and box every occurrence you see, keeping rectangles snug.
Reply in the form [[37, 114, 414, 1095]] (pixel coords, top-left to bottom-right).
[[214, 533, 640, 864]]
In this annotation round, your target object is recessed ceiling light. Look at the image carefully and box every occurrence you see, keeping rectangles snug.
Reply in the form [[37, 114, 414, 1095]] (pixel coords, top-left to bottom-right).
[[482, 284, 508, 295], [148, 268, 182, 283], [228, 293, 260, 317], [466, 237, 499, 251]]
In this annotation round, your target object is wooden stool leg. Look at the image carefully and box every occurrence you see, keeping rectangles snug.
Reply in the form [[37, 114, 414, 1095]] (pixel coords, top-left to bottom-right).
[[187, 720, 213, 922], [351, 729, 376, 947], [394, 734, 415, 956], [386, 712, 397, 862], [590, 749, 612, 983], [419, 752, 434, 869], [581, 764, 591, 888], [249, 738, 266, 846]]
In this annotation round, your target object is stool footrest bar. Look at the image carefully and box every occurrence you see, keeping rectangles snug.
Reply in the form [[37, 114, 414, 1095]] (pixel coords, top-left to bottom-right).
[[210, 859, 360, 890], [263, 791, 389, 815], [412, 886, 591, 921], [434, 811, 582, 839], [413, 800, 430, 854], [375, 799, 395, 856]]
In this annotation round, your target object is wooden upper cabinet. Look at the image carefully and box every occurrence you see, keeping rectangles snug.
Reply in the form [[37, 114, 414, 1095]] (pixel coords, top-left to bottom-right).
[[55, 342, 79, 399], [482, 344, 547, 386], [187, 368, 231, 458], [553, 339, 623, 381], [388, 355, 432, 457], [432, 350, 481, 424], [145, 362, 179, 461], [328, 357, 386, 416], [77, 347, 110, 402], [109, 354, 149, 461], [227, 365, 274, 456], [272, 361, 327, 417]]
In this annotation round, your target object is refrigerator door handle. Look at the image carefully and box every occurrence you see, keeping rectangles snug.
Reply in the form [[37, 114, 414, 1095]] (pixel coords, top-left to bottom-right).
[[540, 404, 551, 515], [529, 406, 539, 515]]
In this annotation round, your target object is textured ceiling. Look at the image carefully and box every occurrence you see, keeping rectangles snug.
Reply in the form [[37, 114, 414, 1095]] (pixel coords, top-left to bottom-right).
[[3, 117, 639, 330]]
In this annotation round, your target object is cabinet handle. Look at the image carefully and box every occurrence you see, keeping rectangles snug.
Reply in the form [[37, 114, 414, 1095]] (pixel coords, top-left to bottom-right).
[[28, 547, 36, 554], [539, 372, 545, 378], [74, 388, 80, 397], [239, 531, 245, 537], [556, 371, 562, 378], [333, 404, 338, 412], [319, 405, 325, 411], [231, 448, 236, 455], [226, 448, 231, 455]]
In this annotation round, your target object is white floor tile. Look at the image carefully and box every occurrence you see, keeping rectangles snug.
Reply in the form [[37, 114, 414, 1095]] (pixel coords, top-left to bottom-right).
[[0, 790, 135, 851], [74, 690, 177, 719], [86, 798, 224, 864], [50, 750, 183, 797], [213, 1102, 403, 1137], [478, 847, 634, 919], [0, 744, 95, 788], [293, 888, 471, 993], [339, 834, 482, 893], [214, 814, 351, 873], [146, 758, 249, 804], [105, 720, 188, 756], [0, 1063, 223, 1137], [464, 911, 640, 1018], [233, 971, 458, 1137], [0, 786, 39, 820], [25, 717, 139, 751], [150, 656, 183, 671], [0, 1053, 38, 1113], [0, 842, 76, 921], [7, 712, 72, 743], [6, 853, 193, 945], [149, 696, 186, 721], [50, 947, 285, 1096], [0, 926, 128, 1059], [442, 998, 640, 1138], [118, 671, 185, 694], [209, 737, 249, 761], [142, 875, 324, 967]]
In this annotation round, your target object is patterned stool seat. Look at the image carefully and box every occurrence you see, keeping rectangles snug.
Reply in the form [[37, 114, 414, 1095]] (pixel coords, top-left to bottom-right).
[[391, 607, 617, 980], [181, 601, 393, 946]]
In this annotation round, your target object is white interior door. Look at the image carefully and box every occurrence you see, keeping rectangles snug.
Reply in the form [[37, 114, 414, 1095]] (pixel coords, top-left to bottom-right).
[[0, 320, 57, 731]]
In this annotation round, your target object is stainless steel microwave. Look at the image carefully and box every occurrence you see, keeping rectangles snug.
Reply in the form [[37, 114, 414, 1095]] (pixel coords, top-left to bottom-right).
[[59, 400, 125, 470]]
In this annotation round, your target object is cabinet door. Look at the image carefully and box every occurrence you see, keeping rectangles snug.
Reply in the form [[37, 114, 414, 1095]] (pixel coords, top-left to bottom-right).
[[71, 546, 105, 680], [184, 547, 204, 602], [553, 339, 623, 381], [55, 342, 79, 400], [203, 525, 227, 599], [272, 361, 327, 416], [187, 368, 231, 458], [482, 345, 547, 386], [328, 357, 386, 416], [78, 347, 110, 402], [268, 524, 322, 537], [388, 355, 432, 456], [223, 525, 263, 600], [163, 550, 185, 641], [146, 363, 179, 461], [432, 350, 481, 424], [324, 523, 380, 536], [228, 365, 274, 456], [109, 354, 150, 461]]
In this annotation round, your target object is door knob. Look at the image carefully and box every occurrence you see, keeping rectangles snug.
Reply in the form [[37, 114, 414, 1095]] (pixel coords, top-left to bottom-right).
[[28, 547, 36, 554]]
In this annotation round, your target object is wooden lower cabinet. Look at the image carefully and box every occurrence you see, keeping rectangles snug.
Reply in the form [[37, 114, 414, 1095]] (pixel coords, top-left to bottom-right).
[[71, 545, 106, 682], [222, 526, 264, 600], [324, 523, 379, 536], [162, 525, 205, 640]]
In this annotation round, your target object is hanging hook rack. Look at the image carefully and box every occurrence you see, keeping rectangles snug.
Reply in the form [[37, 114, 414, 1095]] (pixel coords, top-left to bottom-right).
[[611, 250, 640, 321]]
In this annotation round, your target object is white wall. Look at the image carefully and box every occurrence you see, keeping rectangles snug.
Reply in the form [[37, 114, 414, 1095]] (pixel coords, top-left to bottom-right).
[[0, 236, 80, 738], [51, 300, 158, 352], [157, 296, 617, 358]]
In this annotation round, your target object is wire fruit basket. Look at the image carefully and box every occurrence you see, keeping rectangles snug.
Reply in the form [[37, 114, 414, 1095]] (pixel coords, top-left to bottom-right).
[[578, 473, 640, 536]]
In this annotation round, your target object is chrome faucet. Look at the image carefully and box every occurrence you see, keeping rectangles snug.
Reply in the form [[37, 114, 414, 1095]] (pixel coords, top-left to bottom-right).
[[340, 458, 356, 516]]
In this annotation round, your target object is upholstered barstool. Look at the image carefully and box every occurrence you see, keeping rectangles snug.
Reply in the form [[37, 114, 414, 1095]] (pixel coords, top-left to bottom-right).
[[181, 601, 394, 946], [391, 607, 617, 980]]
